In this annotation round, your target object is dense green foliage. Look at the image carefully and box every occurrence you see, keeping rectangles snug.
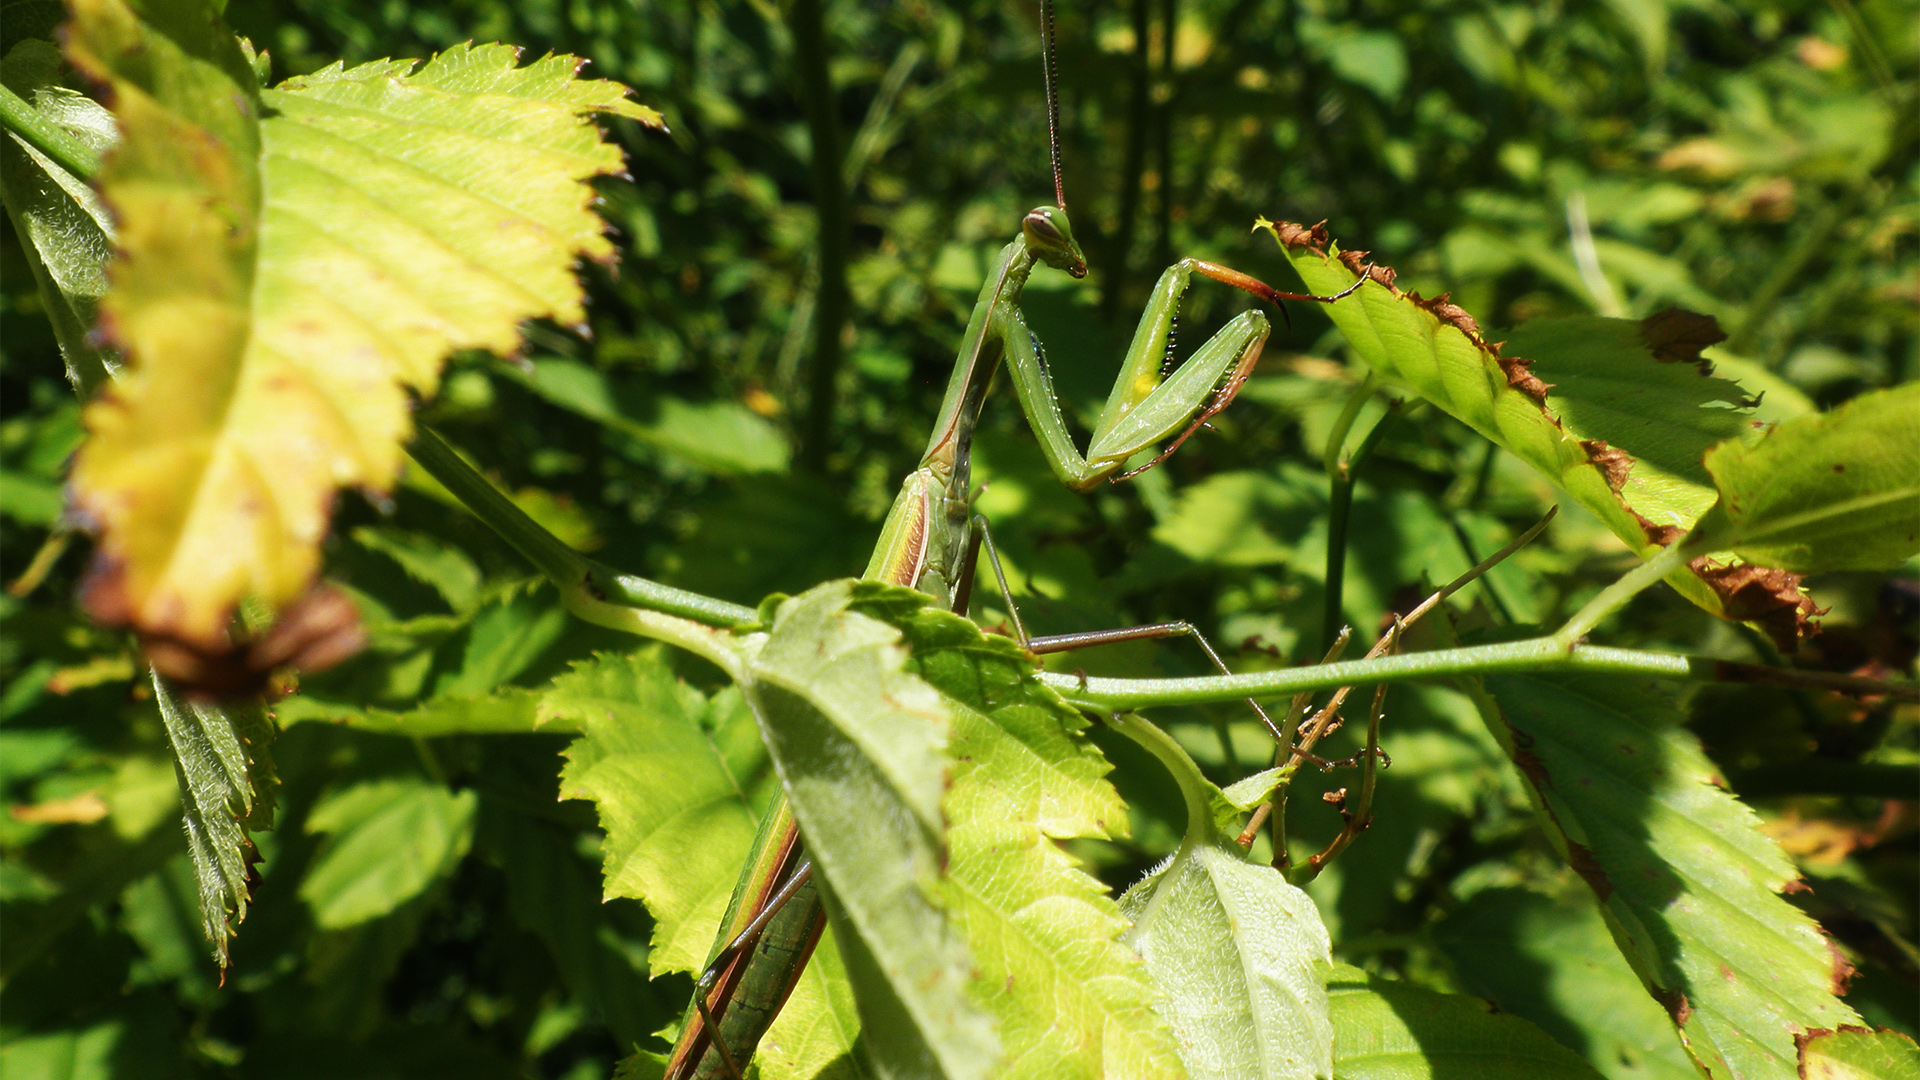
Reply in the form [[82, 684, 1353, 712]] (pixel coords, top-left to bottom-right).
[[2, 0, 1914, 1078]]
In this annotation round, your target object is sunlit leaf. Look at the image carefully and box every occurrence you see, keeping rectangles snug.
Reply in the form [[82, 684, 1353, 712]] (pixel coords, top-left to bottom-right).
[[1697, 383, 1920, 572], [65, 0, 658, 649], [863, 588, 1185, 1078], [544, 651, 776, 975], [1798, 1027, 1920, 1080]]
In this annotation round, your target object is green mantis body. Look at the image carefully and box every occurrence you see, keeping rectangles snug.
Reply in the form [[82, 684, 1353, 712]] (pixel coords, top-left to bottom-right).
[[665, 202, 1365, 1078]]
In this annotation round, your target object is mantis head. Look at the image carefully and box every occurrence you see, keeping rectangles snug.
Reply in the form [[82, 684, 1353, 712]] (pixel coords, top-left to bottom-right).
[[1023, 206, 1088, 279]]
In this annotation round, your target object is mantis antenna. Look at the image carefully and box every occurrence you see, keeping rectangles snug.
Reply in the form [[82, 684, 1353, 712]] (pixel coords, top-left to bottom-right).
[[1041, 0, 1066, 210]]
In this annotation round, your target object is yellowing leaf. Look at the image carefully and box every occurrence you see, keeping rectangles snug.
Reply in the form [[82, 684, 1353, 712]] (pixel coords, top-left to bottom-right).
[[67, 0, 657, 648]]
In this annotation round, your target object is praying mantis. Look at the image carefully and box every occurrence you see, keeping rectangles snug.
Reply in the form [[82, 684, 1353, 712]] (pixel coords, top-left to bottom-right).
[[658, 4, 1368, 1075]]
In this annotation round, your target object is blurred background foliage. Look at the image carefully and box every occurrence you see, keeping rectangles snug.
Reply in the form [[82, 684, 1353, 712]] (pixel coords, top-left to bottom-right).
[[2, 0, 1914, 1076]]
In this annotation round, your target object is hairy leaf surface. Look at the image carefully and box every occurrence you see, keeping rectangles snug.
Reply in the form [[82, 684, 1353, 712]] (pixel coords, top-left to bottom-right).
[[1472, 672, 1859, 1078], [1118, 842, 1333, 1080], [0, 38, 117, 391], [152, 673, 275, 965], [65, 0, 658, 648]]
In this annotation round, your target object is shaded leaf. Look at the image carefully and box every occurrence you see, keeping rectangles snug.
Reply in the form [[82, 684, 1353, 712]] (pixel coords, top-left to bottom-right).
[[1431, 885, 1699, 1080], [742, 581, 999, 1080], [1326, 964, 1606, 1079], [151, 672, 275, 966], [1472, 672, 1859, 1077], [1697, 383, 1920, 572], [66, 0, 656, 649], [299, 776, 477, 929], [1118, 842, 1333, 1080], [517, 358, 789, 475]]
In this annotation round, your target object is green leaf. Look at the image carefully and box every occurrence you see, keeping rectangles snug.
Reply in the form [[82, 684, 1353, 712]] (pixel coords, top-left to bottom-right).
[[1265, 224, 1817, 643], [544, 651, 777, 976], [1118, 842, 1333, 1080], [1696, 383, 1920, 571], [1798, 1027, 1920, 1080], [0, 37, 117, 393], [151, 672, 275, 966], [742, 581, 999, 1080], [1472, 672, 1860, 1078], [872, 590, 1185, 1077], [1215, 767, 1286, 827], [66, 0, 658, 649], [1326, 964, 1607, 1079], [516, 358, 790, 476], [349, 527, 483, 613], [276, 686, 551, 736], [299, 777, 478, 929], [1431, 885, 1699, 1080]]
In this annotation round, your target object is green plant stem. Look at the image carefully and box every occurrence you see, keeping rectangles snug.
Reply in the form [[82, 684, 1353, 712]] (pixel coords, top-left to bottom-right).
[[0, 82, 101, 180], [1320, 388, 1394, 654], [1106, 709, 1218, 950], [406, 427, 759, 634], [1051, 634, 1917, 708], [1049, 639, 1689, 708], [1551, 536, 1693, 647]]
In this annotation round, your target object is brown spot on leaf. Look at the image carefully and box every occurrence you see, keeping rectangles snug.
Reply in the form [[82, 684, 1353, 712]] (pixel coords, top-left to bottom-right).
[[1638, 308, 1726, 374], [1826, 936, 1858, 996]]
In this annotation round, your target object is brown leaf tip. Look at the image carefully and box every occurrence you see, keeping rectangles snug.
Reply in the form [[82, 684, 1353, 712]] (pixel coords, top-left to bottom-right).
[[1272, 220, 1333, 252], [1639, 308, 1726, 374]]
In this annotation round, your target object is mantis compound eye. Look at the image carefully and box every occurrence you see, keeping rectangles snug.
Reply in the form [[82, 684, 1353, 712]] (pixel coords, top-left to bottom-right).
[[1023, 206, 1089, 278]]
